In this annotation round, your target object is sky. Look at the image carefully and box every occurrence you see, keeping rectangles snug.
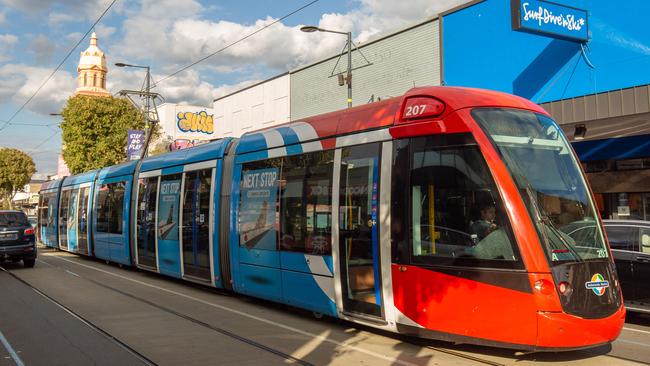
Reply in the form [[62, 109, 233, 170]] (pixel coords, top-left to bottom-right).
[[0, 0, 466, 178]]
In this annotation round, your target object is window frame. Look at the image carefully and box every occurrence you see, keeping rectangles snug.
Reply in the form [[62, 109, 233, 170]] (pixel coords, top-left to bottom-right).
[[238, 149, 335, 256], [392, 133, 525, 271]]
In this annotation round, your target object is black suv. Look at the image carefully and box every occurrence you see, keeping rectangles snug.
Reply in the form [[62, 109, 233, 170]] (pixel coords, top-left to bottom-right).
[[0, 210, 37, 267]]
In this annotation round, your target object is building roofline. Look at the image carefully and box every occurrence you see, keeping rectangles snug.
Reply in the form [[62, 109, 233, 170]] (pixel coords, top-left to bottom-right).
[[288, 15, 440, 75], [212, 72, 290, 102], [440, 0, 485, 17]]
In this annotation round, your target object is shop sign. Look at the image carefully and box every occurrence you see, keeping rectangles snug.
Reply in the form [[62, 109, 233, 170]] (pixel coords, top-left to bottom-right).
[[511, 0, 588, 42], [127, 129, 145, 161], [177, 110, 214, 134], [617, 206, 630, 217]]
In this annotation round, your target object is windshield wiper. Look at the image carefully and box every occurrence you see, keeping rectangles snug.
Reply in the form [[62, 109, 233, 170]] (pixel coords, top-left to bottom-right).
[[520, 180, 582, 262]]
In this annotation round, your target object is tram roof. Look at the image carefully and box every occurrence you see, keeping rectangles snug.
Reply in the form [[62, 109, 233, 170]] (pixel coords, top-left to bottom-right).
[[235, 86, 547, 155], [139, 137, 233, 172], [97, 160, 139, 180], [61, 170, 98, 187], [40, 178, 64, 192]]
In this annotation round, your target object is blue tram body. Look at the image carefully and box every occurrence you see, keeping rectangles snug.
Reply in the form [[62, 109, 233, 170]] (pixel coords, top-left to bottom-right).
[[38, 179, 63, 248]]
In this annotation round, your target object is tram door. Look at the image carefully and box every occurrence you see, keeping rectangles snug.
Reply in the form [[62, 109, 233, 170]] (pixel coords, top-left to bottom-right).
[[136, 176, 159, 269], [77, 186, 90, 255], [67, 189, 79, 252], [58, 189, 70, 249], [339, 143, 383, 318], [181, 169, 213, 282]]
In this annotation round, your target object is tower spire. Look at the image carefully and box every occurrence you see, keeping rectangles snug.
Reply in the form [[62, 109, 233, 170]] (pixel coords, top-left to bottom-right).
[[75, 32, 110, 97]]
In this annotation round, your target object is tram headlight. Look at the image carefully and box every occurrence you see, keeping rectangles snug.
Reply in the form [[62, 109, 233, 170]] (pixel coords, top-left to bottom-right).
[[558, 281, 572, 295], [533, 279, 554, 295]]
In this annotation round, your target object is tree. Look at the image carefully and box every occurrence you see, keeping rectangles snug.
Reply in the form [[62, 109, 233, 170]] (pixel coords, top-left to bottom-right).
[[60, 95, 157, 174], [0, 148, 36, 210]]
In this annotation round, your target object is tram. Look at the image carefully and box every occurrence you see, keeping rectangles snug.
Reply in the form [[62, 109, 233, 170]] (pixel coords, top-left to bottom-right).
[[38, 86, 624, 350]]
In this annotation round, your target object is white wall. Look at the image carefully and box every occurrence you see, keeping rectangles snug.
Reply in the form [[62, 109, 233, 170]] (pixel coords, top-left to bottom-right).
[[157, 103, 215, 141], [213, 74, 290, 138]]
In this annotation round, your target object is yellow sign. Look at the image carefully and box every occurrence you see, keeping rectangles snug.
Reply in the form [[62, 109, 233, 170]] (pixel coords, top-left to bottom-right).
[[177, 111, 214, 134]]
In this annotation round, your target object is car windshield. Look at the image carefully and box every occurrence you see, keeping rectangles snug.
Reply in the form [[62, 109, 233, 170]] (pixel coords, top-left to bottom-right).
[[472, 108, 608, 264], [0, 211, 30, 227]]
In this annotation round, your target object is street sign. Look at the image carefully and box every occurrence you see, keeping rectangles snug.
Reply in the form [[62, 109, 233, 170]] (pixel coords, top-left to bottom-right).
[[127, 129, 145, 160]]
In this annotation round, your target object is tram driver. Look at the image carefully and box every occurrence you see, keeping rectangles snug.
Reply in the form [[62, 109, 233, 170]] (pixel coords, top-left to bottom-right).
[[468, 201, 498, 240], [468, 200, 516, 261]]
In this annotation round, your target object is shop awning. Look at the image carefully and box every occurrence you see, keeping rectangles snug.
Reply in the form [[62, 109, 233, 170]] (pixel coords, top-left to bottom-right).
[[572, 134, 650, 162]]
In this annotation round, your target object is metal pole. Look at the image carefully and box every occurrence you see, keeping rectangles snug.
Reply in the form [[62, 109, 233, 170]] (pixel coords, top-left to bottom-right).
[[347, 31, 352, 108], [140, 66, 154, 159]]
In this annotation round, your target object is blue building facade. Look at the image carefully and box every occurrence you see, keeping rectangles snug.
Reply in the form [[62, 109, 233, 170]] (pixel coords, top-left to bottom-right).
[[442, 0, 650, 220]]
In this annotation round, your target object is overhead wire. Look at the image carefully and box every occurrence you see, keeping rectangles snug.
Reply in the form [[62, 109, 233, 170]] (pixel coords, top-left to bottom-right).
[[153, 0, 320, 87], [15, 0, 319, 155], [0, 0, 119, 134]]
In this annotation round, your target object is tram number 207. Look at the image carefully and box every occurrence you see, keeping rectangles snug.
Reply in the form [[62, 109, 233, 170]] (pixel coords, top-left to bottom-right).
[[404, 104, 428, 117]]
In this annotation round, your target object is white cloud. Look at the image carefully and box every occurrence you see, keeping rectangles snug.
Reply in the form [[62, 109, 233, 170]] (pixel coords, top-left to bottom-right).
[[112, 0, 470, 80], [0, 11, 6, 25], [95, 24, 116, 41], [0, 34, 18, 62], [48, 12, 78, 26], [0, 64, 76, 115], [27, 34, 56, 64], [1, 0, 114, 20]]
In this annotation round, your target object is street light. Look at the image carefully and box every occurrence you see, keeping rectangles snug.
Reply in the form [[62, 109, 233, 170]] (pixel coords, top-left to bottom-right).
[[115, 62, 154, 159], [301, 25, 353, 108]]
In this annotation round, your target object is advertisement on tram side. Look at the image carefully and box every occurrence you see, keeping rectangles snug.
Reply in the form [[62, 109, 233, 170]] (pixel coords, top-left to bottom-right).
[[239, 168, 278, 250]]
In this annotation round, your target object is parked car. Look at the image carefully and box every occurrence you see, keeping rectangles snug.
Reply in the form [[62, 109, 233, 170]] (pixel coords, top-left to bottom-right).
[[562, 219, 650, 313], [0, 210, 37, 267]]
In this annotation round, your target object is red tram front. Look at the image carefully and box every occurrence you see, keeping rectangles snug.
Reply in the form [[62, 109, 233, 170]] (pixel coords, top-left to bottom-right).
[[387, 87, 624, 350]]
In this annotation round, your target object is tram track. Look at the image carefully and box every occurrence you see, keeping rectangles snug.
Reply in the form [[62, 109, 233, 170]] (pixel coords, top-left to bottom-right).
[[0, 265, 155, 366], [31, 251, 643, 366], [423, 346, 506, 366], [2, 261, 314, 366], [42, 254, 508, 366]]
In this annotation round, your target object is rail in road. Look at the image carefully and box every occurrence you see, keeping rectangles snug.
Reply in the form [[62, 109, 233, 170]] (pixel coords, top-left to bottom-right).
[[1, 248, 648, 365]]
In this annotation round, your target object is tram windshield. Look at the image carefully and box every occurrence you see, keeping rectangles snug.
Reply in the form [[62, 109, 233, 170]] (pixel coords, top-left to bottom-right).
[[472, 108, 608, 264]]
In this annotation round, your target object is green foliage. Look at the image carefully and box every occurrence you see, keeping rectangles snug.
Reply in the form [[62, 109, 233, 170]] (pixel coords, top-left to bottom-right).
[[0, 148, 36, 209], [60, 95, 149, 174]]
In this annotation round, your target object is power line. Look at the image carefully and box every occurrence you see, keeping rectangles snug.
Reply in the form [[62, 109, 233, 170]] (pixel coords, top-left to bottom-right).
[[28, 130, 61, 155], [0, 0, 119, 133], [153, 0, 320, 87]]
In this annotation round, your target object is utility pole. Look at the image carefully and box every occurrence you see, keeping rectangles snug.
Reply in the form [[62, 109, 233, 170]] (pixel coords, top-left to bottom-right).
[[115, 63, 163, 159]]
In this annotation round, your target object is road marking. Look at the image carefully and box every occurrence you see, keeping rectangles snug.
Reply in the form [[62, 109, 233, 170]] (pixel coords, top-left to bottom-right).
[[65, 270, 80, 278], [36, 259, 54, 267], [0, 330, 25, 366], [45, 254, 420, 366], [622, 327, 650, 335], [616, 338, 650, 348]]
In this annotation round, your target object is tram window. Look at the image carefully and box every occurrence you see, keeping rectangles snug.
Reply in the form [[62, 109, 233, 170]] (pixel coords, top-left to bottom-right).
[[40, 195, 49, 228], [280, 151, 334, 255], [239, 158, 282, 251], [96, 182, 126, 234], [407, 134, 521, 268]]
